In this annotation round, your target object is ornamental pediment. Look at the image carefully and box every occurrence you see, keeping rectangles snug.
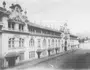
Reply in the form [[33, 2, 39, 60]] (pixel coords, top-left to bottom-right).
[[0, 1, 29, 24], [9, 13, 27, 24], [12, 16, 22, 22]]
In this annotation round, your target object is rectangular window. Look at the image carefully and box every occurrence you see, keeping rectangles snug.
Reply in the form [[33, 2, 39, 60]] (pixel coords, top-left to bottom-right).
[[30, 39, 34, 47], [8, 40, 11, 48], [12, 38, 15, 47], [12, 23, 15, 30], [38, 39, 40, 48], [8, 38, 15, 48], [56, 40, 57, 47], [58, 40, 60, 47], [22, 39, 24, 47], [31, 28, 35, 33], [29, 51, 35, 58], [19, 24, 24, 31], [19, 38, 24, 47], [8, 23, 11, 29], [8, 22, 15, 30], [19, 40, 21, 47], [19, 53, 24, 61]]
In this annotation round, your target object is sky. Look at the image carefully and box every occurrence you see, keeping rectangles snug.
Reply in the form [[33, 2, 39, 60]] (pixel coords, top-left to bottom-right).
[[0, 0, 90, 36]]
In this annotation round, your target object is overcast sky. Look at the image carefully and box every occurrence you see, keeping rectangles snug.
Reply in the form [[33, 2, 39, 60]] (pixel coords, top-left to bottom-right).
[[0, 0, 90, 35]]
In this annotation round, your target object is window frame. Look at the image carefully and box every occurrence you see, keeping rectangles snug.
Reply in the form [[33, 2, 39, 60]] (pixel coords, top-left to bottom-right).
[[42, 39, 46, 48], [19, 52, 24, 61], [38, 39, 41, 48], [19, 38, 24, 47], [19, 24, 24, 31], [8, 38, 15, 48], [8, 22, 15, 30], [29, 51, 35, 58], [29, 37, 34, 47]]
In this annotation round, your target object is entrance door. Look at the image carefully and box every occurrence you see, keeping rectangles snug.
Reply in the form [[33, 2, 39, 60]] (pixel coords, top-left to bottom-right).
[[65, 46, 67, 51], [8, 57, 16, 67]]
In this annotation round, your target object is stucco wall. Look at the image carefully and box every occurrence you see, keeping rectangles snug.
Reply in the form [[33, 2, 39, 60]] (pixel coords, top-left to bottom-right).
[[0, 33, 2, 57]]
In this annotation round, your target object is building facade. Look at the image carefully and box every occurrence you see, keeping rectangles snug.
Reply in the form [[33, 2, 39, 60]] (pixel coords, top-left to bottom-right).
[[0, 2, 79, 67]]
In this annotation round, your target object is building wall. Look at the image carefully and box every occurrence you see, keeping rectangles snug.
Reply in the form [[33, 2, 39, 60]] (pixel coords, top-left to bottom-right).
[[0, 5, 79, 67], [1, 32, 79, 67], [1, 32, 62, 63], [0, 33, 2, 57]]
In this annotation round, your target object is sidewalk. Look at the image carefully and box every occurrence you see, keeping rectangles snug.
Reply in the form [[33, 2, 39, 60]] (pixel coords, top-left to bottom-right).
[[4, 49, 77, 70]]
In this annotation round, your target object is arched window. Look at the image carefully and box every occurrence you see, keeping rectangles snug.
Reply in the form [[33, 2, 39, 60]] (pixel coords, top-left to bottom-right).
[[29, 38, 34, 47], [8, 38, 15, 48], [43, 39, 46, 48]]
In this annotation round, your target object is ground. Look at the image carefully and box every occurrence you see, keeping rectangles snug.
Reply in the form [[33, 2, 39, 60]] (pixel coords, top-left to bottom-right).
[[33, 49, 90, 70], [5, 42, 90, 70]]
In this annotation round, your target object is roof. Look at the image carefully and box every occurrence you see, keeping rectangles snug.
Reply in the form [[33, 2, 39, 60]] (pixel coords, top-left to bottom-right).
[[70, 35, 78, 38], [27, 22, 61, 33], [0, 4, 61, 34], [0, 4, 78, 37]]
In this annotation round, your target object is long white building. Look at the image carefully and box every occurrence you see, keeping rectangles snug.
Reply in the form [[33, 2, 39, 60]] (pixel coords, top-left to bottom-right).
[[0, 1, 79, 68]]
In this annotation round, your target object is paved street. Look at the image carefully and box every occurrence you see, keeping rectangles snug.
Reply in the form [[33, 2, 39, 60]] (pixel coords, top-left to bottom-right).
[[33, 49, 90, 70], [5, 43, 90, 70], [22, 44, 90, 70]]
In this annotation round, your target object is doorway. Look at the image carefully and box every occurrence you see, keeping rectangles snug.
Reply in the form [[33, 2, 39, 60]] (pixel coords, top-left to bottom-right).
[[8, 57, 16, 67]]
